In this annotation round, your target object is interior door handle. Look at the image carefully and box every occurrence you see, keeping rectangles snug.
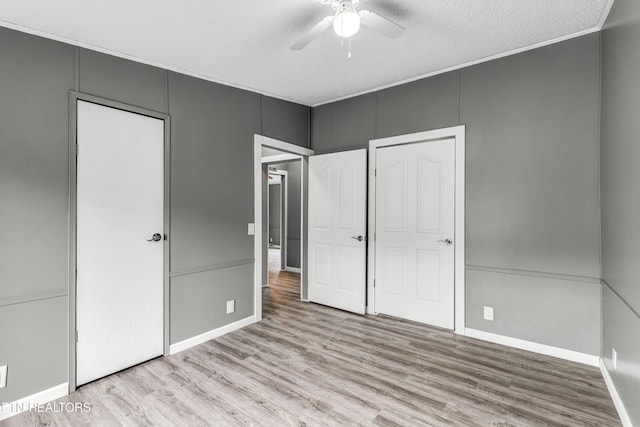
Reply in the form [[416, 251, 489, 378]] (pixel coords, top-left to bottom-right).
[[147, 233, 163, 242], [351, 235, 365, 242], [437, 238, 453, 245]]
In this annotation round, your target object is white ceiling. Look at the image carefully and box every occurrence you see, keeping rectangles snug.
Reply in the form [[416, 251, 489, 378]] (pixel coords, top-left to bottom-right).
[[0, 0, 613, 106]]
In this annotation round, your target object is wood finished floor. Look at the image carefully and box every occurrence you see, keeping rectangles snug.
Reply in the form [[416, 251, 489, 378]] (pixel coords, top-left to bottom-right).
[[5, 250, 620, 426]]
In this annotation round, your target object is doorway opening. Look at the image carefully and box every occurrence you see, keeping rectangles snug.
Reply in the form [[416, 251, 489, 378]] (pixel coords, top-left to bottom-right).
[[267, 168, 287, 279], [264, 157, 299, 300], [254, 135, 314, 321]]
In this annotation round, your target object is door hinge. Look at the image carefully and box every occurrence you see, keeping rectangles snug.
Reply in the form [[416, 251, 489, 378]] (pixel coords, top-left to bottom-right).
[[76, 143, 79, 156], [75, 330, 79, 343], [373, 279, 376, 288]]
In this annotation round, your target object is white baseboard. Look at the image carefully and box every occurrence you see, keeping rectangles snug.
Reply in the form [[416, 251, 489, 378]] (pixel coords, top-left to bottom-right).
[[169, 315, 256, 355], [464, 328, 600, 367], [285, 266, 301, 273], [600, 359, 633, 427], [0, 383, 68, 421]]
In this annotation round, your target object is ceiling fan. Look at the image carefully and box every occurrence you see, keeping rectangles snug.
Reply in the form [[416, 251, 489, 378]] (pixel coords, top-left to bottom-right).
[[290, 0, 405, 51]]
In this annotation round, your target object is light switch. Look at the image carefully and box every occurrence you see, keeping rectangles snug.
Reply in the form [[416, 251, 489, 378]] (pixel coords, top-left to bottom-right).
[[247, 223, 255, 235]]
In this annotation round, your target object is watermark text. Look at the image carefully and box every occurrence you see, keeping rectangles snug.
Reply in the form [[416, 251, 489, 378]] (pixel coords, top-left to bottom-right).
[[1, 402, 91, 414]]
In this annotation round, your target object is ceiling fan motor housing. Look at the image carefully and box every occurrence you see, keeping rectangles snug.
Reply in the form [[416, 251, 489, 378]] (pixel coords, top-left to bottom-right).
[[333, 0, 361, 38], [291, 0, 404, 50]]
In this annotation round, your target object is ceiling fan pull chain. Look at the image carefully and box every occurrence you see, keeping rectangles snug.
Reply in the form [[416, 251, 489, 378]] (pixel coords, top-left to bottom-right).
[[348, 38, 352, 59]]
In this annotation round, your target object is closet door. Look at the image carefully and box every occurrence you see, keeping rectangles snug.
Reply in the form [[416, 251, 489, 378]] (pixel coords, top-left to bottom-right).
[[375, 139, 456, 329], [76, 100, 164, 385]]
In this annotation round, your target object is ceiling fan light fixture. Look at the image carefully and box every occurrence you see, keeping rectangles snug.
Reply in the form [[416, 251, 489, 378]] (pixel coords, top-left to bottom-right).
[[333, 1, 360, 38]]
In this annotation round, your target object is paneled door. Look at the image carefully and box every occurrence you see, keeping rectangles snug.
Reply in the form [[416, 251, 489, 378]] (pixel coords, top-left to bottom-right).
[[308, 150, 367, 314], [374, 139, 455, 329], [76, 100, 164, 386]]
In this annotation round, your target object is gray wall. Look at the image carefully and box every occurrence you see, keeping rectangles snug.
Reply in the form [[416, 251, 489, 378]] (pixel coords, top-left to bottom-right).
[[0, 26, 309, 403], [460, 36, 601, 355], [312, 34, 602, 355], [261, 96, 310, 149], [600, 0, 640, 423], [286, 161, 302, 269], [0, 28, 75, 405], [167, 71, 262, 343]]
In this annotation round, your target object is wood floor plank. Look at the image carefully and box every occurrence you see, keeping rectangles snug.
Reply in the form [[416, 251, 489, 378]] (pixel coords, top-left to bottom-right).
[[3, 249, 621, 426]]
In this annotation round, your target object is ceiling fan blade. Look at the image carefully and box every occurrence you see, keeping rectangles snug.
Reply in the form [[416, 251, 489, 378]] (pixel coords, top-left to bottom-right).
[[359, 10, 405, 39], [290, 16, 334, 51]]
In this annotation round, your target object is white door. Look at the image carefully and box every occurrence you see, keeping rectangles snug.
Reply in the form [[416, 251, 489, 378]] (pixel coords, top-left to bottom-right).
[[374, 139, 455, 329], [76, 100, 164, 386], [308, 150, 367, 314]]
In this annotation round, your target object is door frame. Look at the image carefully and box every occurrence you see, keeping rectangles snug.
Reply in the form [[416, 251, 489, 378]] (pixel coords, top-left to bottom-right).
[[367, 125, 466, 334], [68, 91, 171, 392], [254, 135, 313, 319], [267, 168, 288, 272]]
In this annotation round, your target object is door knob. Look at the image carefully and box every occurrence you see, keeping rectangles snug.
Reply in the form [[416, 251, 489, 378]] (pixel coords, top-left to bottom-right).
[[351, 235, 365, 242], [437, 238, 453, 245], [147, 233, 163, 242]]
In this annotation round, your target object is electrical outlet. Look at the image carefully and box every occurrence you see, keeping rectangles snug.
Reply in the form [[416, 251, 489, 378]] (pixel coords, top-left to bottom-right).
[[226, 300, 235, 314], [612, 348, 617, 370], [0, 365, 7, 389], [247, 223, 255, 236], [483, 306, 494, 321]]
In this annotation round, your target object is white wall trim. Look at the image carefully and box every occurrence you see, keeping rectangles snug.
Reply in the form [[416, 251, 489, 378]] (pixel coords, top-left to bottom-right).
[[466, 264, 601, 284], [169, 315, 256, 355], [597, 0, 616, 30], [262, 153, 301, 164], [368, 126, 466, 334], [313, 27, 602, 106], [255, 137, 265, 310], [465, 328, 600, 367], [599, 359, 634, 427], [0, 383, 69, 421], [254, 135, 313, 319], [0, 21, 312, 107], [285, 266, 301, 273], [256, 135, 314, 156], [0, 20, 610, 109]]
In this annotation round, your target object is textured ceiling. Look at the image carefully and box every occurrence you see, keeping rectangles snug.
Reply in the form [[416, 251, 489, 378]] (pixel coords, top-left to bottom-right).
[[0, 0, 613, 106]]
